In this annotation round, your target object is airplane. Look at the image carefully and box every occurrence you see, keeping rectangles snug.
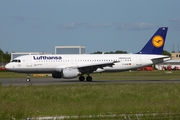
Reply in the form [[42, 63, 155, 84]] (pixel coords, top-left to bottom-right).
[[5, 27, 170, 82]]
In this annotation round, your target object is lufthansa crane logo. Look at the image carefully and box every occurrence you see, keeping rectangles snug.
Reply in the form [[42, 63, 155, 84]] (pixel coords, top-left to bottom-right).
[[152, 35, 164, 48]]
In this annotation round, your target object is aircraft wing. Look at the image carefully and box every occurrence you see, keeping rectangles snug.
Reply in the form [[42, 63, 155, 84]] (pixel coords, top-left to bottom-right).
[[55, 61, 119, 73], [77, 61, 119, 74], [78, 61, 119, 68]]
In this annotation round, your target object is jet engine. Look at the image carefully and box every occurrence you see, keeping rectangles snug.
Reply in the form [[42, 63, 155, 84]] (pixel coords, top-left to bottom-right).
[[52, 68, 80, 79], [62, 68, 80, 78]]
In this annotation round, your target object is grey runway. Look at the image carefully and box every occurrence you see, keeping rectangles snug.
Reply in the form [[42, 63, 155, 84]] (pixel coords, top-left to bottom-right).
[[0, 78, 180, 86]]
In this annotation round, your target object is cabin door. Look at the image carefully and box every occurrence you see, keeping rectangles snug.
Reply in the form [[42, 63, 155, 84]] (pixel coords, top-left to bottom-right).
[[26, 56, 32, 67], [136, 56, 142, 66]]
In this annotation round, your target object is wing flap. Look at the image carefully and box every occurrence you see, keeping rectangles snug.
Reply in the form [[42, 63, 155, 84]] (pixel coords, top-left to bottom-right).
[[77, 61, 119, 74], [78, 61, 119, 68]]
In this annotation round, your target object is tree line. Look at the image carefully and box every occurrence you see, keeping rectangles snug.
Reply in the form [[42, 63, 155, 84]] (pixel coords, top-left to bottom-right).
[[92, 50, 171, 56], [91, 50, 127, 54], [0, 49, 11, 63]]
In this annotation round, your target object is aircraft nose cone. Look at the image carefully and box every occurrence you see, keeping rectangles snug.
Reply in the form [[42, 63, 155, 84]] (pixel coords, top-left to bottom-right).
[[5, 64, 12, 71]]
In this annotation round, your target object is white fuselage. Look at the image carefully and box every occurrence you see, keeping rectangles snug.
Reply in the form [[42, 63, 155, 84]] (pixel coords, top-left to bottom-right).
[[5, 54, 170, 73]]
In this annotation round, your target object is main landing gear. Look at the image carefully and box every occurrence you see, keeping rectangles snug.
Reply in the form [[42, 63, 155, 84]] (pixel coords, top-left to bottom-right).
[[79, 75, 92, 81]]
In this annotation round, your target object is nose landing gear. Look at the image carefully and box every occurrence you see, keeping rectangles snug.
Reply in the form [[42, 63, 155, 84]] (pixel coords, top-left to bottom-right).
[[26, 74, 31, 82]]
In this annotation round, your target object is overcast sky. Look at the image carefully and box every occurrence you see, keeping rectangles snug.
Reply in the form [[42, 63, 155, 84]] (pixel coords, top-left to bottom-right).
[[1, 0, 180, 54]]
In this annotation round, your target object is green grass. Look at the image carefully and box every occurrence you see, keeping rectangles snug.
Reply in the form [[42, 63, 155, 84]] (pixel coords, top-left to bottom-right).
[[1, 71, 180, 119], [1, 84, 180, 119], [0, 71, 48, 78], [92, 70, 180, 80]]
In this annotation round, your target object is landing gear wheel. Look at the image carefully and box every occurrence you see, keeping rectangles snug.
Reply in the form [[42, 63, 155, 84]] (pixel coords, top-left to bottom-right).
[[79, 76, 85, 81], [26, 78, 31, 82], [86, 76, 92, 81]]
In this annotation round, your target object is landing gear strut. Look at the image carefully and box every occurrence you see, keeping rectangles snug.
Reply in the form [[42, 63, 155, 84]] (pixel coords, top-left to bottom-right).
[[26, 74, 31, 82]]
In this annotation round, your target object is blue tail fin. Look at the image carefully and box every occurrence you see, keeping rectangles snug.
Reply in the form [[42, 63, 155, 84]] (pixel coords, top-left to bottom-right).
[[137, 27, 168, 55]]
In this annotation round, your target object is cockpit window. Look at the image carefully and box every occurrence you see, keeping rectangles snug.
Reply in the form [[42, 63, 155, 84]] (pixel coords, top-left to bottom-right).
[[11, 59, 21, 63]]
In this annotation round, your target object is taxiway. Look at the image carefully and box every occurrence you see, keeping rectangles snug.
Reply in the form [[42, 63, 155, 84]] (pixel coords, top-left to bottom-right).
[[0, 78, 180, 86]]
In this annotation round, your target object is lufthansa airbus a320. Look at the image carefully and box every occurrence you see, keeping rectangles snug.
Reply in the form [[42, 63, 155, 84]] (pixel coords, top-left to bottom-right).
[[5, 27, 170, 82]]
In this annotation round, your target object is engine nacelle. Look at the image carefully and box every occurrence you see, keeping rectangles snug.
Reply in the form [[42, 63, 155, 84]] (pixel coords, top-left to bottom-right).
[[62, 68, 80, 79], [52, 68, 80, 79]]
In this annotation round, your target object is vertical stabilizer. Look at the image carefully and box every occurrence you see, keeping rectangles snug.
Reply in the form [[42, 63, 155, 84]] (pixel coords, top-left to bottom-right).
[[137, 27, 168, 54]]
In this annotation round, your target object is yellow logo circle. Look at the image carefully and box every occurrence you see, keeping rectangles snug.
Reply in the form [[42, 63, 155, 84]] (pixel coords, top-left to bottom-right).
[[152, 35, 164, 48]]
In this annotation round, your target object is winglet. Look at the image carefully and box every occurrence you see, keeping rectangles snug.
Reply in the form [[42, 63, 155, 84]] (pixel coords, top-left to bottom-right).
[[137, 27, 168, 55]]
